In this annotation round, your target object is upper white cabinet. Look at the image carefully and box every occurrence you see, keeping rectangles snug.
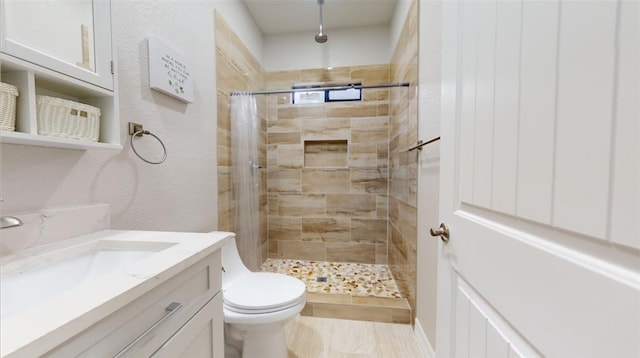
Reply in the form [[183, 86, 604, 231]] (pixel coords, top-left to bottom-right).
[[1, 0, 113, 90], [0, 0, 121, 150]]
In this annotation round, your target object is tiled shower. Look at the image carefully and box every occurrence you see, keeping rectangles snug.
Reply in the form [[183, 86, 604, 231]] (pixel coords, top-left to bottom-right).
[[265, 65, 391, 264], [216, 0, 418, 322]]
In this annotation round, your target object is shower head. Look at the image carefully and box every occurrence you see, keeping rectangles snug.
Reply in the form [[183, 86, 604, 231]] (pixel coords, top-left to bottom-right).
[[315, 0, 328, 43], [315, 32, 328, 44]]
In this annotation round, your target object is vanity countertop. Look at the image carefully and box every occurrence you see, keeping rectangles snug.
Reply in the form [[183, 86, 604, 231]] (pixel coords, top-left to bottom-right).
[[0, 230, 234, 358]]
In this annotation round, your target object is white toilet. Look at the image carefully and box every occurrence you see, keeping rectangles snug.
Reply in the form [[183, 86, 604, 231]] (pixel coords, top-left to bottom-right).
[[221, 238, 306, 358]]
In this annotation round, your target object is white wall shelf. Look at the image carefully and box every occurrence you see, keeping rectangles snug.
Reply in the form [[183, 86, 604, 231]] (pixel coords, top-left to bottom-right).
[[0, 130, 122, 151]]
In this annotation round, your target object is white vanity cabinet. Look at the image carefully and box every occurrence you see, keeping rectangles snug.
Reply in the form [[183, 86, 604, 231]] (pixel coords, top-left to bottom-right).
[[44, 251, 224, 358], [0, 0, 121, 150]]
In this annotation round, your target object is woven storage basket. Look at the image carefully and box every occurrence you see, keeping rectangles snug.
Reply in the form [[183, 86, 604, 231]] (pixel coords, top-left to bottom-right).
[[0, 82, 19, 132], [36, 95, 101, 142]]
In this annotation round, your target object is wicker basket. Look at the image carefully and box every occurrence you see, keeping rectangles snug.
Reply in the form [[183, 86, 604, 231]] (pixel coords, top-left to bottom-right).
[[0, 82, 19, 132], [36, 95, 101, 142]]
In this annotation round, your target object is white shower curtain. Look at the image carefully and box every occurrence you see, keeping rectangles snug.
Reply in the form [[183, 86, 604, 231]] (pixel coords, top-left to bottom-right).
[[230, 94, 260, 271]]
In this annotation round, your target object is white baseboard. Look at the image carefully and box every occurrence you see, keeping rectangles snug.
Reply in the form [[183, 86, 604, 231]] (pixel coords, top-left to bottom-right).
[[414, 318, 436, 358]]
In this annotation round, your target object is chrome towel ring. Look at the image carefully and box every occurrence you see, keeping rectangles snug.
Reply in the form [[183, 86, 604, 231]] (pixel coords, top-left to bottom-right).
[[129, 122, 167, 165]]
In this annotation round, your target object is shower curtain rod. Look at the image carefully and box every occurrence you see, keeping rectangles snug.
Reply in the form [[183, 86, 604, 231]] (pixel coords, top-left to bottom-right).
[[230, 82, 410, 96]]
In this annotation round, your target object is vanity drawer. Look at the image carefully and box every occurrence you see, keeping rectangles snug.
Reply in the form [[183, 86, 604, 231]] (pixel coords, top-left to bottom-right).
[[150, 292, 224, 358], [45, 251, 222, 357]]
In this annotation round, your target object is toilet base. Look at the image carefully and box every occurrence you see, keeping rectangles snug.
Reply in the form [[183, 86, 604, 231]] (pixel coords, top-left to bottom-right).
[[224, 325, 242, 358], [224, 320, 290, 358]]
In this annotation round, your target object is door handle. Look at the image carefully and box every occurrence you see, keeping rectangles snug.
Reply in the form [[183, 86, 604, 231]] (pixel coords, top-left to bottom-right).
[[430, 223, 450, 243]]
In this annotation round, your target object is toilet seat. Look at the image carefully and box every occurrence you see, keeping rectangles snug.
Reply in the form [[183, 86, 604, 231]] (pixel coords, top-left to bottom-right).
[[223, 272, 306, 314], [224, 294, 306, 314]]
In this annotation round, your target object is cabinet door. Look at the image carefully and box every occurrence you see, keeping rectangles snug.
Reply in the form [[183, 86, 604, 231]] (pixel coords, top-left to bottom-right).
[[151, 293, 224, 358], [0, 0, 113, 90]]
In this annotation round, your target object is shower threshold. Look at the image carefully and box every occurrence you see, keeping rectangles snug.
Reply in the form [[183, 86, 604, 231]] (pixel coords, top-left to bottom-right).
[[261, 259, 411, 324]]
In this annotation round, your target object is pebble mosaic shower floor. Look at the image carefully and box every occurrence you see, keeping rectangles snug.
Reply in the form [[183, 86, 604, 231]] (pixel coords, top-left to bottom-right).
[[260, 259, 402, 298]]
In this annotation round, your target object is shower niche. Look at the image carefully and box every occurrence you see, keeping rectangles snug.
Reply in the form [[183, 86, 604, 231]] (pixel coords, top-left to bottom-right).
[[303, 139, 348, 168]]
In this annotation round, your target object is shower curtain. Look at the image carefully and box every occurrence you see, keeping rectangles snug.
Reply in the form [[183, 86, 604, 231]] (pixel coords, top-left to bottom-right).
[[230, 94, 260, 271]]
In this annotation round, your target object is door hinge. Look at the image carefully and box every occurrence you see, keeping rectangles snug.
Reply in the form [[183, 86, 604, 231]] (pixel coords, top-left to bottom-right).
[[110, 61, 114, 74]]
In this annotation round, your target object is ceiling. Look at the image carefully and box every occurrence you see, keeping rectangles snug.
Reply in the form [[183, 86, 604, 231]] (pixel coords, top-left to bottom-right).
[[243, 0, 399, 35]]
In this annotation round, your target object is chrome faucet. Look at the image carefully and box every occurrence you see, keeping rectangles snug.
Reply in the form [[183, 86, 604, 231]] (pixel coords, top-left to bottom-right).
[[0, 216, 23, 229]]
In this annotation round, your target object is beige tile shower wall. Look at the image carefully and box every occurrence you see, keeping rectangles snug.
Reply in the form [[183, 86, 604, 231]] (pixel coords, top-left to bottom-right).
[[215, 12, 269, 263], [389, 0, 419, 319], [266, 65, 391, 264]]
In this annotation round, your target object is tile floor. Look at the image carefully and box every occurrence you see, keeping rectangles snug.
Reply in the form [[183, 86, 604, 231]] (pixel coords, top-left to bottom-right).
[[285, 316, 423, 358], [261, 259, 402, 298]]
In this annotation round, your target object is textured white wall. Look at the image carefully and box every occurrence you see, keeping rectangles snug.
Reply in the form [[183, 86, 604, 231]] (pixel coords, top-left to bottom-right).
[[264, 25, 390, 72], [0, 0, 263, 232]]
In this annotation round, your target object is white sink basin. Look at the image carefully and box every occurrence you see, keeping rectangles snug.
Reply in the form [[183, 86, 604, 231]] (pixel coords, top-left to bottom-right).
[[0, 229, 233, 358], [0, 240, 174, 319]]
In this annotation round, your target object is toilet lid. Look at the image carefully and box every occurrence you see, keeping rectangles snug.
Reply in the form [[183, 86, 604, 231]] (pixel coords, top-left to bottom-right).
[[223, 273, 306, 312]]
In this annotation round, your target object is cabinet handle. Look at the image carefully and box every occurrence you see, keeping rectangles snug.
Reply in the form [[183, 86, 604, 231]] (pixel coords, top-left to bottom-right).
[[113, 302, 183, 358]]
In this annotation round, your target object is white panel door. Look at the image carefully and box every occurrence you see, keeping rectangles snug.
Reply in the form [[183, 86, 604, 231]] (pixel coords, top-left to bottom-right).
[[436, 0, 640, 357]]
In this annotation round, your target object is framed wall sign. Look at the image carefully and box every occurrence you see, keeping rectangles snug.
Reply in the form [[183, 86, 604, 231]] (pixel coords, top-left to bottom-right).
[[148, 37, 194, 103]]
